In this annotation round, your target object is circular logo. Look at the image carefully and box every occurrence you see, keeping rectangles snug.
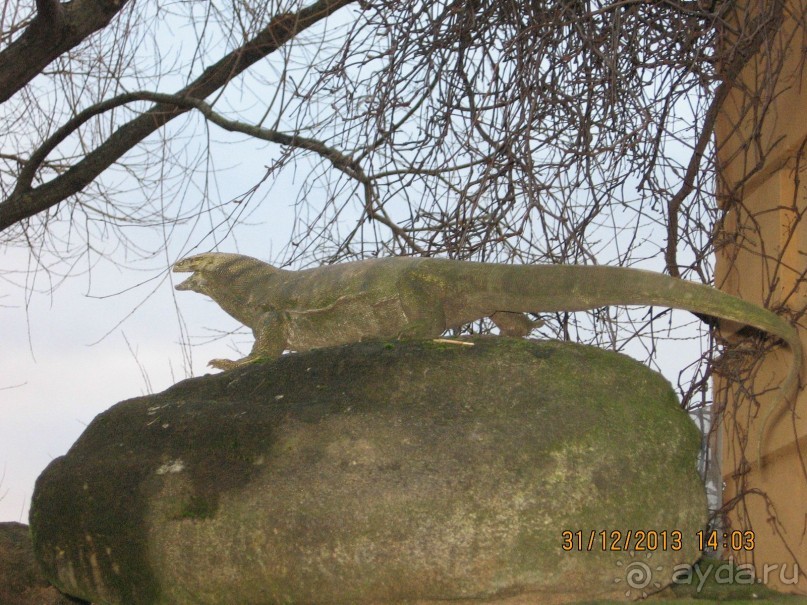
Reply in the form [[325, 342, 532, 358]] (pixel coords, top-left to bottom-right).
[[614, 552, 664, 598]]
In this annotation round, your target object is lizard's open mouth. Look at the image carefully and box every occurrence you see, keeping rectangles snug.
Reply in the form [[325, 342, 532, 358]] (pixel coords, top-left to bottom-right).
[[175, 275, 195, 291], [174, 268, 205, 292], [173, 261, 197, 290]]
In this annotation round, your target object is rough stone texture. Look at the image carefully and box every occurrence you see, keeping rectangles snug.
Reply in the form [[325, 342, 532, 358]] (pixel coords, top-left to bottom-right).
[[0, 521, 88, 605], [30, 337, 706, 605]]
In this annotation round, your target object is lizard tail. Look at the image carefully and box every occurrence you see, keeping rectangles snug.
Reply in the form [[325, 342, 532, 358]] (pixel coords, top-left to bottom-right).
[[443, 261, 802, 465]]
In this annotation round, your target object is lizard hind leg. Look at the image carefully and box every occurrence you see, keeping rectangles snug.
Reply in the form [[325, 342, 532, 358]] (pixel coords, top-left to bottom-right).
[[491, 311, 544, 337]]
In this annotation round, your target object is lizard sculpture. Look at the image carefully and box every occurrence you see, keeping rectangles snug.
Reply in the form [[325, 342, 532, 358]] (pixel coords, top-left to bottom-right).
[[174, 252, 801, 456]]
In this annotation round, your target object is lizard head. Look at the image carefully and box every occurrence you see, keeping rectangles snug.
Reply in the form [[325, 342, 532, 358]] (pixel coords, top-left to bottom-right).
[[173, 252, 278, 295], [173, 252, 277, 329], [173, 253, 236, 293]]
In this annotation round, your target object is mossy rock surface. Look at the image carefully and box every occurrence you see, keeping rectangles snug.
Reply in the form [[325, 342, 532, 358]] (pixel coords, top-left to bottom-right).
[[31, 337, 706, 604], [0, 521, 87, 605]]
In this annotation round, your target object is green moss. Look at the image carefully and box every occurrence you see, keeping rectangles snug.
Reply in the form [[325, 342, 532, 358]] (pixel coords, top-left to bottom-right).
[[177, 495, 216, 520]]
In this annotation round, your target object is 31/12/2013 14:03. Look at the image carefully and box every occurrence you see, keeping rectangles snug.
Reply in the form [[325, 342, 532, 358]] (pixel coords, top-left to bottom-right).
[[561, 529, 755, 552]]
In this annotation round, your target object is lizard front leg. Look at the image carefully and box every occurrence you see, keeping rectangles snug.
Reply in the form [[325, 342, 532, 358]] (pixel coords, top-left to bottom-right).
[[395, 281, 448, 339], [208, 310, 290, 370]]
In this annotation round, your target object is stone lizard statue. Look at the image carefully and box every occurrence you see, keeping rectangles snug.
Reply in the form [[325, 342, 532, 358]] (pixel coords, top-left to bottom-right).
[[174, 252, 802, 457]]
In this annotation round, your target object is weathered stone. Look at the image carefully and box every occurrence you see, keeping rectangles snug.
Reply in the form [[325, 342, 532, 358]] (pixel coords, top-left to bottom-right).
[[31, 337, 706, 604], [0, 521, 88, 605]]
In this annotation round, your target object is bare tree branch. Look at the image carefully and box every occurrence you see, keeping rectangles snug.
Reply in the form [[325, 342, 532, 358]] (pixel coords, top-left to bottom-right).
[[0, 0, 355, 232], [0, 0, 124, 104], [665, 0, 786, 278]]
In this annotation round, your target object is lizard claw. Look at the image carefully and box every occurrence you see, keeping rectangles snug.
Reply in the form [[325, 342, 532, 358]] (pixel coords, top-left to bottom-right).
[[208, 358, 239, 371]]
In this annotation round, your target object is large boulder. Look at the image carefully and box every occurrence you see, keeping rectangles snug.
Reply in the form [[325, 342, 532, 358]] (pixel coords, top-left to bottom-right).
[[0, 521, 87, 605], [31, 337, 706, 604]]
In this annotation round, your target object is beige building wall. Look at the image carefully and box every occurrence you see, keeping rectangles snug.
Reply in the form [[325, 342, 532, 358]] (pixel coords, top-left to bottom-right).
[[715, 0, 807, 593]]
